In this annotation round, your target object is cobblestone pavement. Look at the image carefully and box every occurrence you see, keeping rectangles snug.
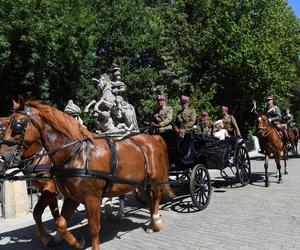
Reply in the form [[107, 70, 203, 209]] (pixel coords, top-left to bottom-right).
[[0, 152, 300, 250]]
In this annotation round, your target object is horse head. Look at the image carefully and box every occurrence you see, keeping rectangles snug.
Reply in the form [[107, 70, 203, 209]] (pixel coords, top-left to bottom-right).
[[256, 112, 270, 137], [94, 73, 112, 92], [0, 96, 43, 173]]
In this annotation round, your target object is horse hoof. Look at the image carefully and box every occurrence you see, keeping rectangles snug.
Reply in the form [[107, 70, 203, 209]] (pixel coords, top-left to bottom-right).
[[284, 171, 288, 175], [277, 179, 283, 184], [145, 227, 154, 233], [265, 181, 270, 187]]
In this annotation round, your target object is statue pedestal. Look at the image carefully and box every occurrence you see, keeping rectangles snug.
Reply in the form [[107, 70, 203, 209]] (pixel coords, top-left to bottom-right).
[[1, 178, 29, 218]]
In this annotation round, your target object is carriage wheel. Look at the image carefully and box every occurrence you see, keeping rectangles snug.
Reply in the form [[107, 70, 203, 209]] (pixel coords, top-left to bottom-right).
[[189, 164, 211, 211], [133, 188, 147, 205], [235, 145, 251, 186], [104, 196, 125, 220]]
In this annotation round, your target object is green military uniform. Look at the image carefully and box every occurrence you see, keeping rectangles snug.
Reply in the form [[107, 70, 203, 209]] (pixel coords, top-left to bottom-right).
[[265, 104, 281, 123], [153, 105, 173, 132], [222, 114, 241, 137], [175, 107, 197, 137]]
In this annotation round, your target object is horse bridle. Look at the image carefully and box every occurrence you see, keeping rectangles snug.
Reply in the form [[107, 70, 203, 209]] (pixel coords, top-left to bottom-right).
[[1, 106, 89, 170], [257, 116, 273, 137]]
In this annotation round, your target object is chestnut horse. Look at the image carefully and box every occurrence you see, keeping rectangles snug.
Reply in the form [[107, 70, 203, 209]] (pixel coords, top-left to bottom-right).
[[257, 114, 288, 187], [0, 96, 173, 250], [286, 123, 299, 155], [0, 117, 61, 246]]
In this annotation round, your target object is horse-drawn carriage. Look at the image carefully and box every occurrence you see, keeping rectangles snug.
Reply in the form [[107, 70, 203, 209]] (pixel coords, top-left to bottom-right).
[[0, 97, 251, 250], [136, 129, 251, 210], [153, 129, 251, 211]]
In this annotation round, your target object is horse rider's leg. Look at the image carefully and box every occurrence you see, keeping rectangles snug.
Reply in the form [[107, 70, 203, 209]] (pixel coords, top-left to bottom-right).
[[264, 154, 270, 187], [84, 196, 101, 250], [54, 197, 84, 249], [147, 185, 164, 233], [33, 186, 59, 246], [275, 153, 283, 184]]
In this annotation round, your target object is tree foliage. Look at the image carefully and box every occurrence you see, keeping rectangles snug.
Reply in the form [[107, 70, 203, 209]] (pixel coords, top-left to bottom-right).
[[0, 0, 299, 135]]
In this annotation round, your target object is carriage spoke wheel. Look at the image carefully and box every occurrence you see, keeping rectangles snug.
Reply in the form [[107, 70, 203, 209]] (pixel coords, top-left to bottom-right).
[[235, 145, 251, 186], [133, 189, 147, 205], [189, 164, 211, 211], [103, 197, 125, 220]]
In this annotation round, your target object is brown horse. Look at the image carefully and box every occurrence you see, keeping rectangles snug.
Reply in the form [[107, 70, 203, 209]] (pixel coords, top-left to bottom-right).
[[0, 96, 173, 250], [286, 123, 299, 155], [0, 116, 61, 246], [257, 114, 288, 187]]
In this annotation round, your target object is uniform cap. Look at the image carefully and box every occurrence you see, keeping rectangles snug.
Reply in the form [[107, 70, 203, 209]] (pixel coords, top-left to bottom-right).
[[157, 95, 166, 101], [265, 96, 273, 100], [180, 95, 190, 102], [201, 111, 208, 117]]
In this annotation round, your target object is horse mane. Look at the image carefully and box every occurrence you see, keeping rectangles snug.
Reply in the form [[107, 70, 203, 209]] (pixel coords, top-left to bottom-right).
[[25, 100, 94, 142]]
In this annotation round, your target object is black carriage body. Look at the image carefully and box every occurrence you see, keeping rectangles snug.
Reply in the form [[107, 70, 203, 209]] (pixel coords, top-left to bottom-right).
[[161, 130, 233, 171], [161, 129, 251, 187]]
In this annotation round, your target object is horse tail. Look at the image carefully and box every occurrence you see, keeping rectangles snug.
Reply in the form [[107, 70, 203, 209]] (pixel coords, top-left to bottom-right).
[[161, 149, 175, 199], [154, 135, 175, 199]]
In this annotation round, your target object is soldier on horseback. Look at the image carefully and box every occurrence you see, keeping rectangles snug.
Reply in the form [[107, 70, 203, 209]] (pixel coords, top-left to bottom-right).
[[282, 108, 295, 127], [282, 108, 299, 154], [259, 96, 289, 154]]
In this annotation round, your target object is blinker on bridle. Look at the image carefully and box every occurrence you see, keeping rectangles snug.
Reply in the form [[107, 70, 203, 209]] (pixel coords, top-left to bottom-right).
[[0, 106, 38, 167], [11, 119, 27, 136]]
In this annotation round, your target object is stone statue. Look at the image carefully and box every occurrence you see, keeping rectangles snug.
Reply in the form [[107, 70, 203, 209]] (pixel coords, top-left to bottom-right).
[[64, 100, 84, 125], [111, 63, 127, 96], [84, 63, 139, 134]]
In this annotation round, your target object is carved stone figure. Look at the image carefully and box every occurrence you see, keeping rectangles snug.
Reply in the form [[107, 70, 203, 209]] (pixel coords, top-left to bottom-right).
[[114, 96, 139, 131], [64, 100, 84, 125], [111, 63, 127, 96], [84, 63, 139, 134]]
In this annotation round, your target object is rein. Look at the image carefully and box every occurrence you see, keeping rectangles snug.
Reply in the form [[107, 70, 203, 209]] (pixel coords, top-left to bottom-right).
[[258, 125, 272, 137]]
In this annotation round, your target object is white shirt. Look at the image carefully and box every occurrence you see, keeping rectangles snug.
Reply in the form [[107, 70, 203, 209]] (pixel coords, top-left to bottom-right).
[[214, 129, 228, 140]]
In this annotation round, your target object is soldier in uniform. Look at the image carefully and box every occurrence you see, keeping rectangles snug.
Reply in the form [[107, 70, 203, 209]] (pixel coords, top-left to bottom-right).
[[198, 111, 212, 135], [220, 106, 241, 138], [151, 95, 173, 133], [282, 108, 295, 127], [175, 95, 196, 137], [265, 96, 282, 125], [259, 96, 289, 153]]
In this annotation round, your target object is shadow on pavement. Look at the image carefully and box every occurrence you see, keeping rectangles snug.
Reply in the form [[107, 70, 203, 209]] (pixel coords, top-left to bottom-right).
[[0, 200, 147, 250]]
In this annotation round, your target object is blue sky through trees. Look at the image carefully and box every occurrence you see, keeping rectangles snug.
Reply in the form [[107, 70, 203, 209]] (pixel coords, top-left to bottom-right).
[[288, 0, 300, 18]]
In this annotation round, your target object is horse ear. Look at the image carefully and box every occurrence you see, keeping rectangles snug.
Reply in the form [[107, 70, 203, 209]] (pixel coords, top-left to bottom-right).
[[17, 95, 25, 111], [12, 99, 20, 111], [3, 119, 10, 128]]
